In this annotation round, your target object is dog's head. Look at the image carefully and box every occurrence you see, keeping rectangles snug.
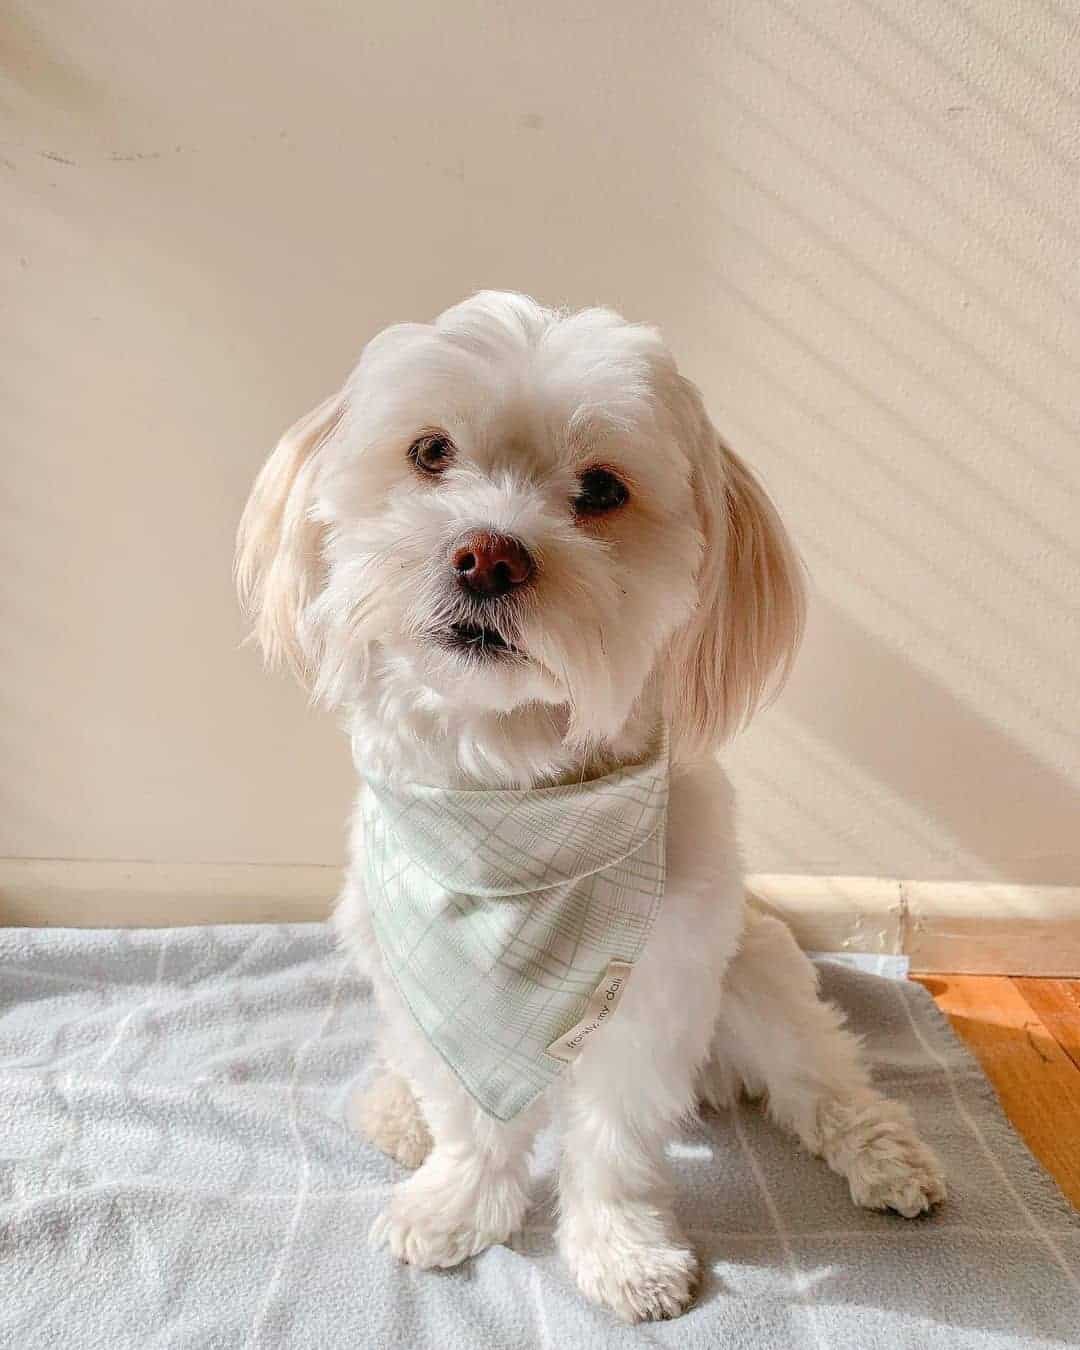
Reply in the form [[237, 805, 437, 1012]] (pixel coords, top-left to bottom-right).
[[236, 292, 804, 761]]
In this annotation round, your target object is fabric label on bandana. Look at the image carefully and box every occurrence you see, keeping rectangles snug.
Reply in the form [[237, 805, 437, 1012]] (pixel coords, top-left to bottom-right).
[[358, 730, 669, 1121], [544, 961, 634, 1062]]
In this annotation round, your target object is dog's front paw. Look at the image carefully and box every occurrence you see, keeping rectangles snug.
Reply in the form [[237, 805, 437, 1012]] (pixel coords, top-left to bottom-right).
[[560, 1202, 699, 1322], [370, 1199, 488, 1269], [823, 1096, 946, 1218], [370, 1154, 529, 1269]]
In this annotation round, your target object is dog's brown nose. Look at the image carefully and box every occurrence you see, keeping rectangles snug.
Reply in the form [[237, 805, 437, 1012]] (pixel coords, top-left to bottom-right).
[[452, 532, 535, 598]]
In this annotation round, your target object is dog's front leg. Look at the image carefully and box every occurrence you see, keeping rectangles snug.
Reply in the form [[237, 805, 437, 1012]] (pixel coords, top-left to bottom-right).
[[370, 1065, 540, 1269], [557, 1042, 703, 1322]]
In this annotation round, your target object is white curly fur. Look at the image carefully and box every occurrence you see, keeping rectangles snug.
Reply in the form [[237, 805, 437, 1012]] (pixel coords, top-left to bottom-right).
[[238, 291, 945, 1322]]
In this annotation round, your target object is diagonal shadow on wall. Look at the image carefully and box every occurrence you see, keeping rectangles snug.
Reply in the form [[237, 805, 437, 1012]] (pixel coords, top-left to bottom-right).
[[780, 594, 1080, 885]]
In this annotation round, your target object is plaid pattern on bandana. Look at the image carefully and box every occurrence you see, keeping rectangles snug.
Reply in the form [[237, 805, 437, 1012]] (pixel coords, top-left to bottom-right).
[[359, 735, 669, 1121]]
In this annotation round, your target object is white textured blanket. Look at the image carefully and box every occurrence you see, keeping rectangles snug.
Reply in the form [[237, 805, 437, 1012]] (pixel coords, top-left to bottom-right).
[[1, 924, 1077, 1348]]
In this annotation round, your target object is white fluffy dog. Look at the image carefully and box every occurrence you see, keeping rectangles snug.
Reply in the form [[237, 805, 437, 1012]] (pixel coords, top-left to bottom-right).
[[236, 291, 944, 1322]]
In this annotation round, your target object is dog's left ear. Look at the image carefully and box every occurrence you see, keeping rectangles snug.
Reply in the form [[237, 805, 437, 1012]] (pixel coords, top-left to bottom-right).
[[664, 429, 806, 764]]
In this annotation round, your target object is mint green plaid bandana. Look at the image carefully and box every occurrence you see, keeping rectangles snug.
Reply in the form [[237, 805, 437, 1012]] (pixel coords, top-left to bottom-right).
[[360, 734, 669, 1121]]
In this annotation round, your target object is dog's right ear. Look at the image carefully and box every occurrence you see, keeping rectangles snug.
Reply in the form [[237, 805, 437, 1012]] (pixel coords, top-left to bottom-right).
[[235, 393, 348, 685]]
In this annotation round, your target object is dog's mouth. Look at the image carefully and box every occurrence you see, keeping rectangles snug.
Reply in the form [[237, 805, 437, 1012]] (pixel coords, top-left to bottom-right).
[[441, 622, 521, 659]]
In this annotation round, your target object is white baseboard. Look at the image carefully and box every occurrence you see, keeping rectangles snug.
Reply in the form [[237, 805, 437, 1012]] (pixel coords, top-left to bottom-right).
[[3, 859, 1079, 976], [0, 859, 339, 928], [748, 875, 1080, 976], [746, 876, 905, 956]]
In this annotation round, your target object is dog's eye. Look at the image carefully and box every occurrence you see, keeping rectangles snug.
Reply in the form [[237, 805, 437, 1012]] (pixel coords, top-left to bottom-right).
[[573, 467, 629, 516], [409, 432, 455, 475]]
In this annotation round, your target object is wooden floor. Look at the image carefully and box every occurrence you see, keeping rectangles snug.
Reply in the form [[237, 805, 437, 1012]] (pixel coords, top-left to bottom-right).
[[911, 974, 1080, 1209]]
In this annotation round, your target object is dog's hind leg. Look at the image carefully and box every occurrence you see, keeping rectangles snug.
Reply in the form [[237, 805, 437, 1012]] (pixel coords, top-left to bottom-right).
[[701, 909, 946, 1218], [350, 1065, 432, 1169]]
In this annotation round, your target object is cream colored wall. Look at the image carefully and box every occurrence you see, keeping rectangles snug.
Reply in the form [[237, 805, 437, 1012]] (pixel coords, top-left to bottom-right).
[[4, 1, 1077, 884]]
